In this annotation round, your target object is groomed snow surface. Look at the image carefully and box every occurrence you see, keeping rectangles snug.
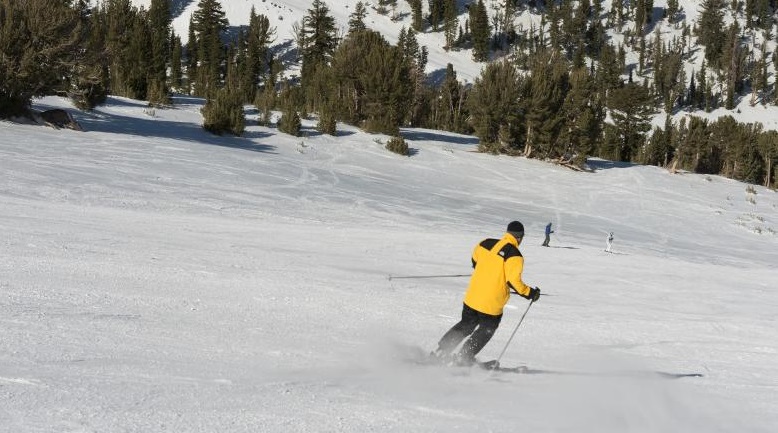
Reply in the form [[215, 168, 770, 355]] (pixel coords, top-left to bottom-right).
[[1, 96, 777, 432]]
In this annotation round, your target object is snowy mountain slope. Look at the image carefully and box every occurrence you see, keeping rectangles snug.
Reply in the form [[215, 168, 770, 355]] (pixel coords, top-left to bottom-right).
[[1, 95, 776, 431], [127, 0, 778, 128]]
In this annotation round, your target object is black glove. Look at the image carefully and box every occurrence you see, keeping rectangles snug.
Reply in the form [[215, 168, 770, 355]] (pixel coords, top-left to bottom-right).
[[528, 287, 541, 302]]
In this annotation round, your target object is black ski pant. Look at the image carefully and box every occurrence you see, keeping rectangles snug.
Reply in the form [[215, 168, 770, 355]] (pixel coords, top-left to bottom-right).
[[542, 234, 550, 246], [437, 303, 502, 360]]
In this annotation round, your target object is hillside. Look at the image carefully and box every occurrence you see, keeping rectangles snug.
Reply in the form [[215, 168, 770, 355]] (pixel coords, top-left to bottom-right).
[[128, 0, 778, 128], [1, 94, 776, 431]]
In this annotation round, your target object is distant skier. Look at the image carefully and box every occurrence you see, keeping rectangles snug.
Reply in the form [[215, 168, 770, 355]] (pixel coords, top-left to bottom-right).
[[605, 231, 614, 253], [432, 221, 540, 366], [542, 222, 554, 247]]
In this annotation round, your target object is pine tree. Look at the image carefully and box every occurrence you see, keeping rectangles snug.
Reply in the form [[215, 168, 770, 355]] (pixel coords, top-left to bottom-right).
[[666, 0, 679, 23], [147, 0, 171, 105], [330, 30, 412, 134], [239, 9, 274, 103], [466, 60, 524, 153], [301, 0, 338, 110], [348, 2, 368, 34], [428, 0, 444, 31], [436, 64, 466, 132], [170, 32, 183, 91], [560, 67, 603, 166], [0, 0, 83, 113], [101, 0, 152, 100], [640, 116, 674, 166], [721, 21, 745, 109], [185, 18, 197, 93], [697, 0, 727, 68], [409, 0, 423, 32], [594, 44, 622, 104], [278, 105, 302, 136], [751, 42, 768, 105], [254, 82, 276, 126], [757, 130, 778, 187], [69, 2, 110, 110], [317, 102, 337, 135], [607, 82, 655, 161], [302, 0, 338, 67], [191, 0, 229, 96], [399, 28, 431, 128], [525, 50, 569, 159], [202, 86, 245, 135], [442, 0, 458, 51], [469, 0, 490, 62]]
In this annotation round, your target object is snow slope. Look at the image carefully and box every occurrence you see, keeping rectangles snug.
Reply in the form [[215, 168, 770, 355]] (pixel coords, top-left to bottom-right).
[[1, 96, 776, 431]]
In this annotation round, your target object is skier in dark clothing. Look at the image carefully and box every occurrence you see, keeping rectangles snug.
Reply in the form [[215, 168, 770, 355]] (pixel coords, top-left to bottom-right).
[[433, 221, 540, 366], [542, 222, 554, 247]]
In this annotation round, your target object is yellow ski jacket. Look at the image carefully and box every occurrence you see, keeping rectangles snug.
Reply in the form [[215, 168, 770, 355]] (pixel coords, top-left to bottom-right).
[[463, 233, 532, 316]]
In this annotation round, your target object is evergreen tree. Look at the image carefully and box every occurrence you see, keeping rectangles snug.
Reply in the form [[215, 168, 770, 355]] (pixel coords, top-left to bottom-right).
[[254, 82, 276, 126], [100, 0, 156, 100], [239, 9, 274, 103], [317, 102, 337, 135], [202, 86, 245, 135], [697, 0, 727, 68], [442, 0, 458, 50], [606, 82, 655, 161], [348, 2, 368, 34], [69, 2, 110, 110], [385, 136, 410, 155], [634, 0, 654, 33], [666, 0, 679, 23], [191, 0, 229, 96], [0, 0, 83, 114], [170, 32, 183, 91], [470, 0, 490, 62], [278, 105, 302, 136], [751, 42, 768, 105], [330, 30, 412, 134], [428, 0, 444, 31], [525, 50, 569, 158], [147, 0, 171, 105], [301, 0, 338, 110], [757, 130, 778, 187], [399, 28, 430, 128], [640, 117, 674, 166], [721, 21, 745, 109], [595, 43, 623, 104], [560, 67, 603, 166], [185, 17, 197, 93], [409, 0, 423, 32], [436, 64, 467, 132], [466, 60, 524, 153]]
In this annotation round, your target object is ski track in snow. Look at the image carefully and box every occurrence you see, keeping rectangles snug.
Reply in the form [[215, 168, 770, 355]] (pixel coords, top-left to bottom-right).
[[0, 94, 777, 432]]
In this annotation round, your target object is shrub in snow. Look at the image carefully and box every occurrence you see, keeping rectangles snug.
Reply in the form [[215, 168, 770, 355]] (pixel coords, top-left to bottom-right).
[[317, 109, 337, 135], [202, 88, 245, 136], [386, 136, 409, 156], [278, 107, 302, 137]]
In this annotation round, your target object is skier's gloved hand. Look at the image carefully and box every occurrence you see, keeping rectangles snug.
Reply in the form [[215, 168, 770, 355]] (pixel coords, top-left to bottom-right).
[[528, 287, 541, 302]]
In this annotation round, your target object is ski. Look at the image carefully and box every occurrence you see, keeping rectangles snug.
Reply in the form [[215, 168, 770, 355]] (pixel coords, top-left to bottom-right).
[[402, 346, 703, 379]]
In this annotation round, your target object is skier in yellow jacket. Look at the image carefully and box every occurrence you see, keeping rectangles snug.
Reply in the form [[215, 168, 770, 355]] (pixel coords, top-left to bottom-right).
[[434, 221, 540, 365]]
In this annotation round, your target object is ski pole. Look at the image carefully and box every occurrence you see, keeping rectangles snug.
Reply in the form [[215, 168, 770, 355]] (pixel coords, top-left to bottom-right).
[[493, 300, 534, 368], [387, 273, 470, 281]]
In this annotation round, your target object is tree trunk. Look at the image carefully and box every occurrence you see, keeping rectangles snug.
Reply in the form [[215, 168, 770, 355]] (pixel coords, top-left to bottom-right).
[[524, 123, 533, 157]]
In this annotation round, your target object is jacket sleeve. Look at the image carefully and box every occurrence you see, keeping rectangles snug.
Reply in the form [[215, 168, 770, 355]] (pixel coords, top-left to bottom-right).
[[471, 243, 480, 268], [505, 255, 531, 298]]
